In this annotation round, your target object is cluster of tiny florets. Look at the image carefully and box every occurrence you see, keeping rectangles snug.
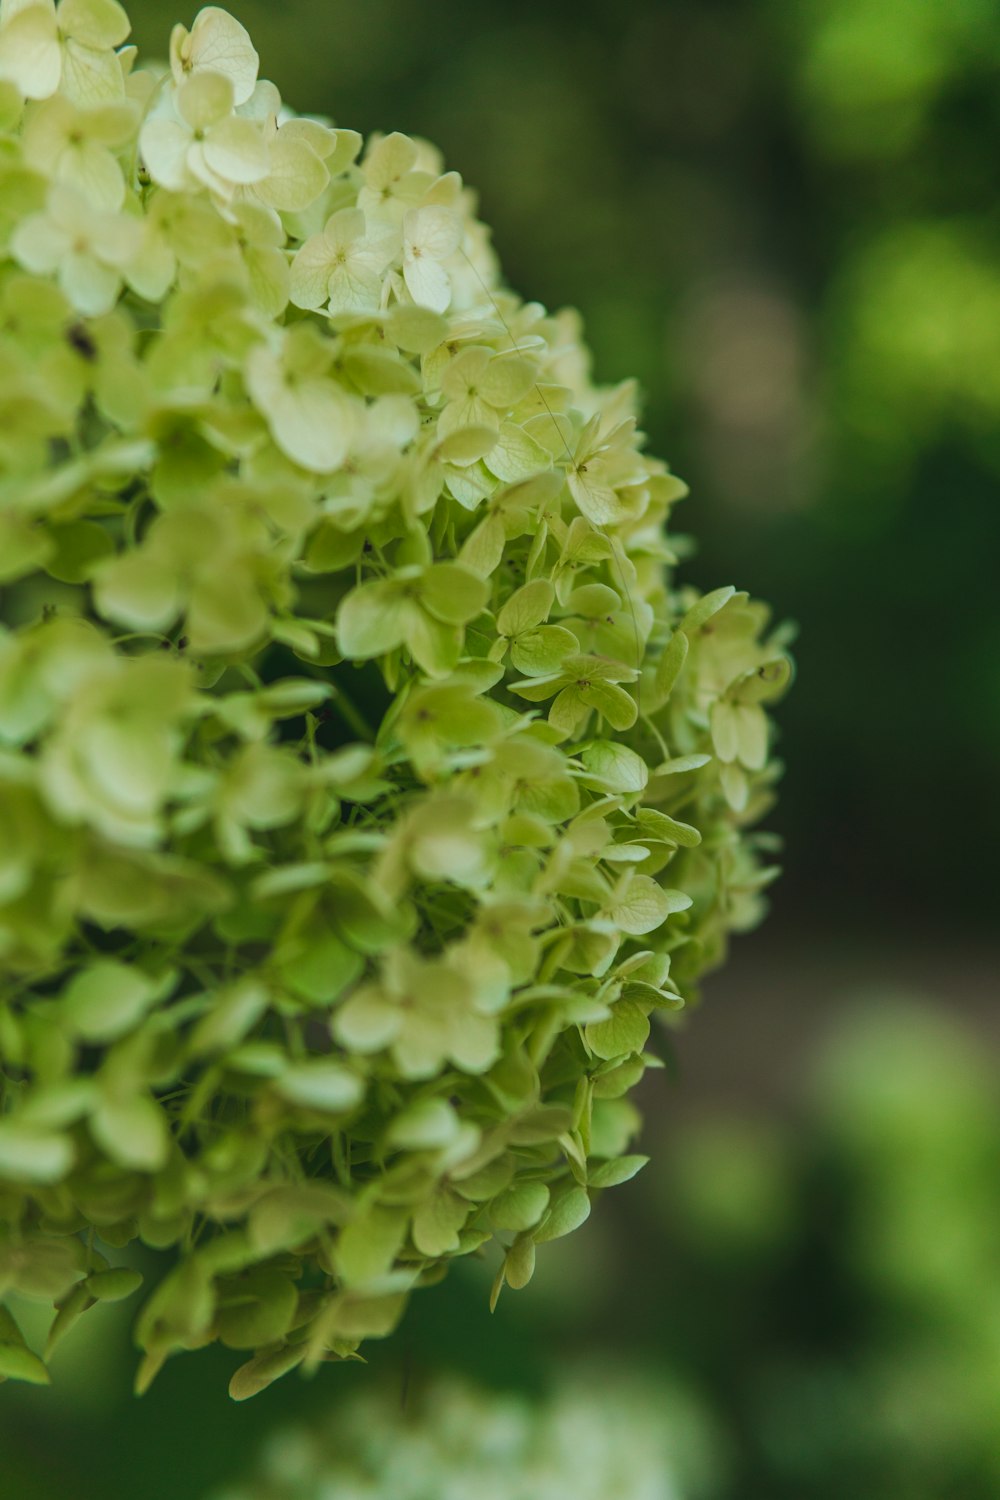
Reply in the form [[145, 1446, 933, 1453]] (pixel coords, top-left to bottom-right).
[[0, 3, 789, 1397], [210, 1372, 709, 1499]]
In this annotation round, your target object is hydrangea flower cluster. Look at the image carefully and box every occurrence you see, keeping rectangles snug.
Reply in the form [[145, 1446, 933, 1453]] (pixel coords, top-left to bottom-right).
[[0, 3, 790, 1396], [209, 1372, 712, 1500]]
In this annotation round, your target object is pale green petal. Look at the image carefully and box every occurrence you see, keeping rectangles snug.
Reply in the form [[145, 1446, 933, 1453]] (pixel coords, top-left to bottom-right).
[[62, 959, 155, 1042], [0, 1123, 74, 1184], [510, 625, 578, 677], [186, 568, 269, 654], [245, 242, 289, 319], [407, 609, 461, 678], [606, 876, 691, 936], [174, 5, 259, 106], [10, 210, 67, 273], [548, 684, 588, 735], [289, 232, 335, 310], [484, 421, 551, 483], [326, 262, 383, 315], [57, 0, 129, 49], [85, 719, 173, 816], [0, 511, 53, 581], [362, 130, 417, 191], [333, 985, 400, 1053], [412, 1190, 467, 1256], [403, 253, 450, 313], [125, 231, 176, 302], [420, 562, 488, 625], [59, 250, 119, 315], [176, 68, 233, 130], [59, 34, 124, 105], [735, 702, 768, 770], [139, 116, 193, 190], [567, 467, 625, 527], [203, 115, 268, 184], [405, 205, 461, 261], [90, 1093, 169, 1171], [405, 800, 489, 885], [497, 578, 553, 638], [245, 343, 356, 473], [392, 1008, 447, 1079], [0, 77, 22, 128], [93, 550, 183, 631], [64, 139, 125, 209], [720, 760, 749, 811], [336, 579, 408, 658], [579, 680, 637, 731], [0, 6, 60, 99], [275, 1062, 363, 1113], [446, 1009, 499, 1074], [254, 133, 328, 211], [479, 353, 536, 408], [709, 700, 740, 763], [651, 629, 688, 706], [579, 740, 648, 794], [436, 424, 497, 465], [459, 513, 505, 577], [585, 999, 650, 1061]]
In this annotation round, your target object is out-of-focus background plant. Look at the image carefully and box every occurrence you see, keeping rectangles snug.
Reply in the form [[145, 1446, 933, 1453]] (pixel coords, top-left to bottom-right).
[[2, 1, 997, 1496]]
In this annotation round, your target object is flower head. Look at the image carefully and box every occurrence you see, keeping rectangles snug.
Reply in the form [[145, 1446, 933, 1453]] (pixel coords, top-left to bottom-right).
[[0, 1, 789, 1400]]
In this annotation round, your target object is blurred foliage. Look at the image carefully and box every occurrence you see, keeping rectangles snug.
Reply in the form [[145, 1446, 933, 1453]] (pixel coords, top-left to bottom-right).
[[116, 0, 1000, 934], [650, 998, 1000, 1498]]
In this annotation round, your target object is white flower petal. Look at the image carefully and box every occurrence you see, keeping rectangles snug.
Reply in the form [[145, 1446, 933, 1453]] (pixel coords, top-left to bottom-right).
[[404, 254, 450, 313], [289, 233, 336, 310], [363, 130, 417, 191], [124, 232, 175, 301], [405, 205, 462, 262], [176, 67, 232, 130], [57, 0, 129, 50], [139, 115, 194, 190], [62, 139, 125, 209], [270, 380, 354, 472], [327, 262, 382, 315], [60, 34, 124, 105], [252, 133, 327, 212], [324, 206, 365, 250], [0, 4, 60, 98], [175, 5, 259, 106], [202, 115, 269, 184], [246, 343, 357, 473], [10, 210, 67, 273], [60, 249, 119, 315]]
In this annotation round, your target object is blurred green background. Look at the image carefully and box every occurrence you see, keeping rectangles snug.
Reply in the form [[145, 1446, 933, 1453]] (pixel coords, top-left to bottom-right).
[[3, 1, 999, 1496]]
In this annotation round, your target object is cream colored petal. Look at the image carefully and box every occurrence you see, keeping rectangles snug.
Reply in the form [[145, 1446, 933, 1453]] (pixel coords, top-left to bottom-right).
[[60, 35, 124, 105], [403, 254, 450, 313], [9, 210, 68, 273], [139, 115, 194, 191], [0, 4, 60, 99], [60, 249, 119, 315], [181, 6, 259, 106], [288, 233, 335, 310], [202, 115, 269, 185]]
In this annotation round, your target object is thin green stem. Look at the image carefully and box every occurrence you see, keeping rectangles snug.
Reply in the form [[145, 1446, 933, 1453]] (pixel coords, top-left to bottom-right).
[[331, 686, 375, 743]]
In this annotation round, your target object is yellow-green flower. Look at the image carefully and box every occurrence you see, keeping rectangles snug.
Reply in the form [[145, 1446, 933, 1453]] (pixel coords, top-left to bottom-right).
[[0, 0, 789, 1400]]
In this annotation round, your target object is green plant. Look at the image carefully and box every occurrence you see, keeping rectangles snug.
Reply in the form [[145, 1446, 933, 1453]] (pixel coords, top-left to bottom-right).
[[0, 2, 789, 1397]]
